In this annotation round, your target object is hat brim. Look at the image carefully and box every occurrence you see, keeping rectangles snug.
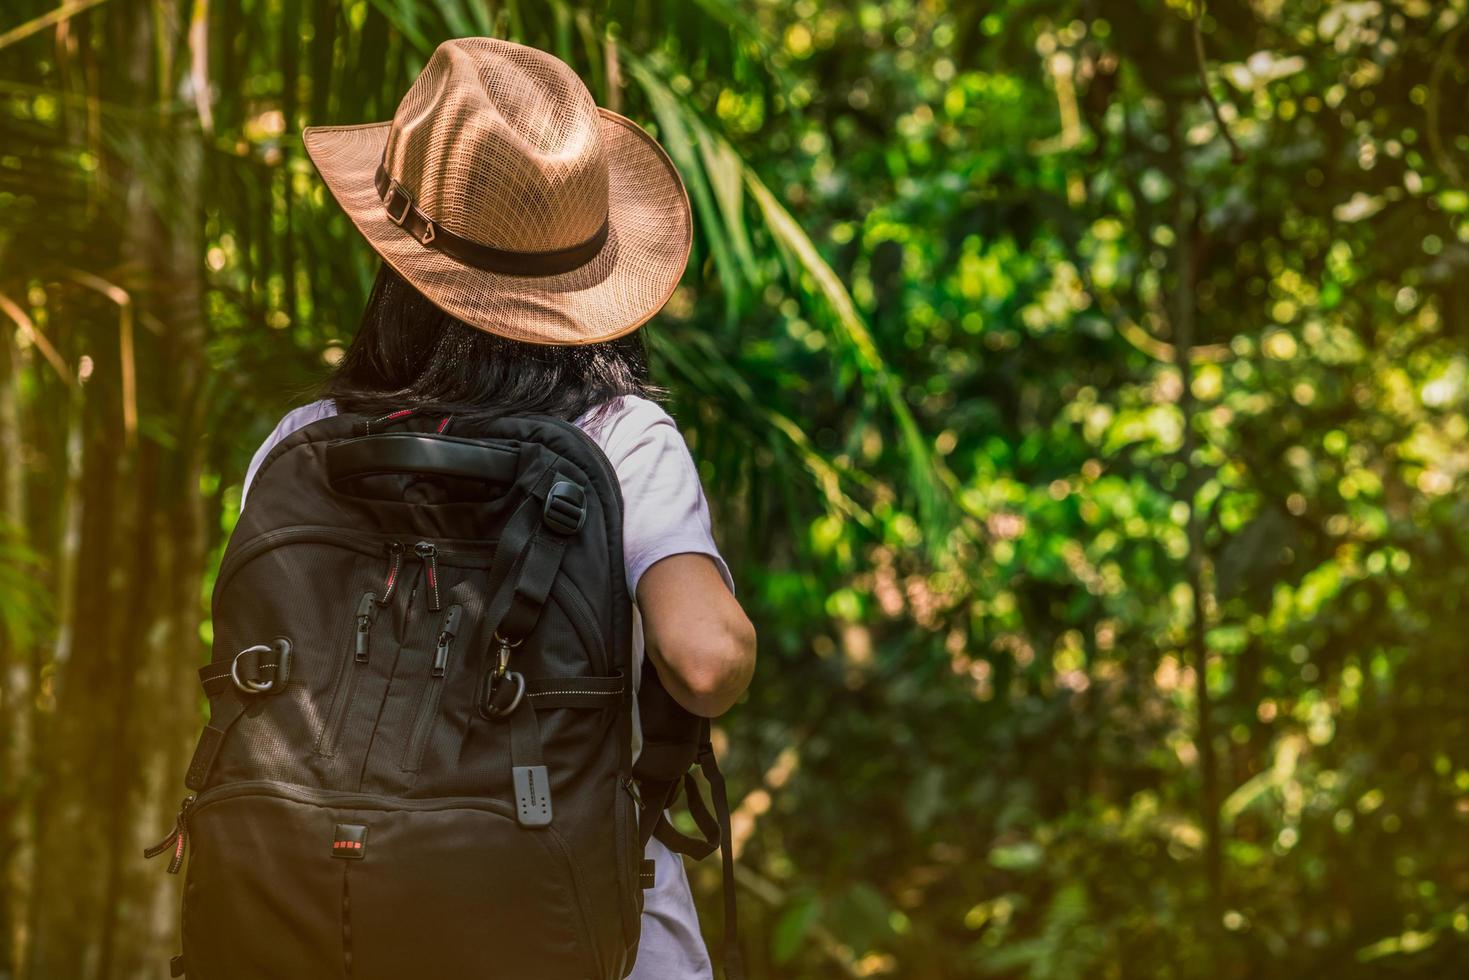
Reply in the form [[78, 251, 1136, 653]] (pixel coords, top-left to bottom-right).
[[303, 109, 692, 346]]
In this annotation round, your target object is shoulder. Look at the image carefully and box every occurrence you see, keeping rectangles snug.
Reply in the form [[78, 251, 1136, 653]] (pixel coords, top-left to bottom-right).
[[273, 398, 338, 437], [255, 398, 336, 465], [575, 395, 707, 502], [578, 394, 676, 436], [242, 398, 337, 502], [584, 396, 731, 593], [577, 395, 683, 461]]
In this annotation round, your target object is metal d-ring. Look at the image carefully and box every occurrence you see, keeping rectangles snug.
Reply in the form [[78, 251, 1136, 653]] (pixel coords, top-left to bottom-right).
[[230, 644, 277, 695]]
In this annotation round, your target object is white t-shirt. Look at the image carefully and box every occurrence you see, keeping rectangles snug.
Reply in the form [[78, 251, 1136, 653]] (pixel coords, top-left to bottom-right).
[[242, 394, 720, 980]]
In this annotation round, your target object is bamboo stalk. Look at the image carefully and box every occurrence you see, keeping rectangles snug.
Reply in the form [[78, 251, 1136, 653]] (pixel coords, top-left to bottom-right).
[[0, 293, 70, 386], [1173, 194, 1225, 922], [0, 0, 115, 52], [0, 310, 25, 980], [64, 271, 137, 448]]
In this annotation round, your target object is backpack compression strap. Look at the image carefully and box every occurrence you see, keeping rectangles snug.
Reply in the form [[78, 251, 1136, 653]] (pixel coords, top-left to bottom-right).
[[477, 462, 587, 828]]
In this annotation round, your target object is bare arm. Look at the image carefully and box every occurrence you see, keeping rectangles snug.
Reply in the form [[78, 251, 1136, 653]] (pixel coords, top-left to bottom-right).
[[637, 553, 756, 717]]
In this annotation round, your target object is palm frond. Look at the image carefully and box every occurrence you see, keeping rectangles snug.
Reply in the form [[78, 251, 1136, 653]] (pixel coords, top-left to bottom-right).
[[628, 58, 952, 543]]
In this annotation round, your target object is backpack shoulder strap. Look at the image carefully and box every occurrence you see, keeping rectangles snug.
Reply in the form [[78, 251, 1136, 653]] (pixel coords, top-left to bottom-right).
[[635, 668, 744, 979]]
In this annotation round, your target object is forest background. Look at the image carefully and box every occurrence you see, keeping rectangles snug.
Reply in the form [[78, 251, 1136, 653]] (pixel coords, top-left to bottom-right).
[[3, 0, 1469, 977]]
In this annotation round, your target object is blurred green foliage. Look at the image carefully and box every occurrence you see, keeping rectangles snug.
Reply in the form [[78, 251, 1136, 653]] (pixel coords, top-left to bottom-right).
[[3, 0, 1469, 977]]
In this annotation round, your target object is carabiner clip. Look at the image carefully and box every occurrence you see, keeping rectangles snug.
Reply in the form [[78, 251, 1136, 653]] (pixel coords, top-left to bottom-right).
[[492, 632, 522, 680]]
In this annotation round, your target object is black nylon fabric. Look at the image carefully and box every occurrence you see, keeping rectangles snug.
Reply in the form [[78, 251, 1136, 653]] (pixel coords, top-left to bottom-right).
[[170, 412, 655, 979]]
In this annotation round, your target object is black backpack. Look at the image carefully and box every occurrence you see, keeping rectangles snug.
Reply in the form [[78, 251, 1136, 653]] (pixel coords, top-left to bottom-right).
[[148, 410, 740, 979]]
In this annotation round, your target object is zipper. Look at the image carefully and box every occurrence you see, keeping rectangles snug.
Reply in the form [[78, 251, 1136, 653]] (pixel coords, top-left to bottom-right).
[[615, 776, 639, 942], [216, 526, 396, 598], [184, 779, 601, 972], [545, 416, 644, 955], [401, 604, 462, 771], [551, 578, 608, 676], [544, 808, 605, 980], [317, 589, 379, 755], [217, 527, 512, 600], [397, 539, 607, 668], [189, 779, 518, 818], [354, 571, 420, 786], [414, 541, 442, 611], [353, 591, 378, 663], [431, 604, 462, 677], [144, 794, 196, 874], [534, 417, 630, 678]]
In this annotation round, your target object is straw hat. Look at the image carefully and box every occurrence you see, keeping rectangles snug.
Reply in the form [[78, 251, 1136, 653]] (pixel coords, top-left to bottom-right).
[[303, 38, 692, 345]]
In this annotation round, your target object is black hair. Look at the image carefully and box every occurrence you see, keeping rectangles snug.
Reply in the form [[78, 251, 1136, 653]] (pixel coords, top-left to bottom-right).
[[321, 264, 657, 423]]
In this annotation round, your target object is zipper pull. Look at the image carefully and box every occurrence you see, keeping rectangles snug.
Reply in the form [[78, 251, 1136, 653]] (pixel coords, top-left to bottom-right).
[[354, 592, 378, 663], [414, 541, 442, 611], [432, 605, 463, 677], [378, 542, 405, 607], [144, 794, 195, 874]]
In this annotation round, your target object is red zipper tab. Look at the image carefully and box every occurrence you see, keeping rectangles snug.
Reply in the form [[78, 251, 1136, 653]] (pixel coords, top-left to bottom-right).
[[378, 542, 405, 607], [366, 408, 415, 434], [144, 794, 195, 874]]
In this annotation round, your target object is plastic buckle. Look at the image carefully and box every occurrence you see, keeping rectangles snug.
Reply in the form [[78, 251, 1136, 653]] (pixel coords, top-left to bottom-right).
[[543, 480, 587, 534]]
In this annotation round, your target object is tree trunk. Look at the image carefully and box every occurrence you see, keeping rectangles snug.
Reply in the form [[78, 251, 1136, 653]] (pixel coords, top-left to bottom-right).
[[1172, 194, 1224, 925], [21, 4, 210, 976], [0, 314, 28, 980]]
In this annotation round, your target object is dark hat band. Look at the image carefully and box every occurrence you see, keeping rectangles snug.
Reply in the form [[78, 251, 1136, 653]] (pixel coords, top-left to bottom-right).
[[374, 162, 609, 277]]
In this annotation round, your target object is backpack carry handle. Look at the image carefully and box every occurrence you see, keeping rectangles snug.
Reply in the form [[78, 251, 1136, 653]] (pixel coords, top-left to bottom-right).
[[325, 434, 520, 487]]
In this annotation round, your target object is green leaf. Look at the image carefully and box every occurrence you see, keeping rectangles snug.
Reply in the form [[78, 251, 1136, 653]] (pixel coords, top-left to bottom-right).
[[988, 841, 1044, 872], [771, 894, 822, 964]]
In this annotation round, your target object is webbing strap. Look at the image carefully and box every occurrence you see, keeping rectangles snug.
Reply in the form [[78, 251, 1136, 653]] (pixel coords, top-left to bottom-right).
[[479, 465, 573, 644], [524, 673, 624, 710], [639, 779, 680, 850], [477, 465, 571, 706], [483, 457, 588, 831], [653, 774, 720, 860], [185, 646, 289, 790], [198, 661, 235, 698], [650, 720, 743, 979], [184, 700, 245, 791], [699, 728, 744, 980], [499, 527, 570, 639], [480, 469, 552, 622], [478, 466, 577, 706], [508, 685, 552, 828]]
